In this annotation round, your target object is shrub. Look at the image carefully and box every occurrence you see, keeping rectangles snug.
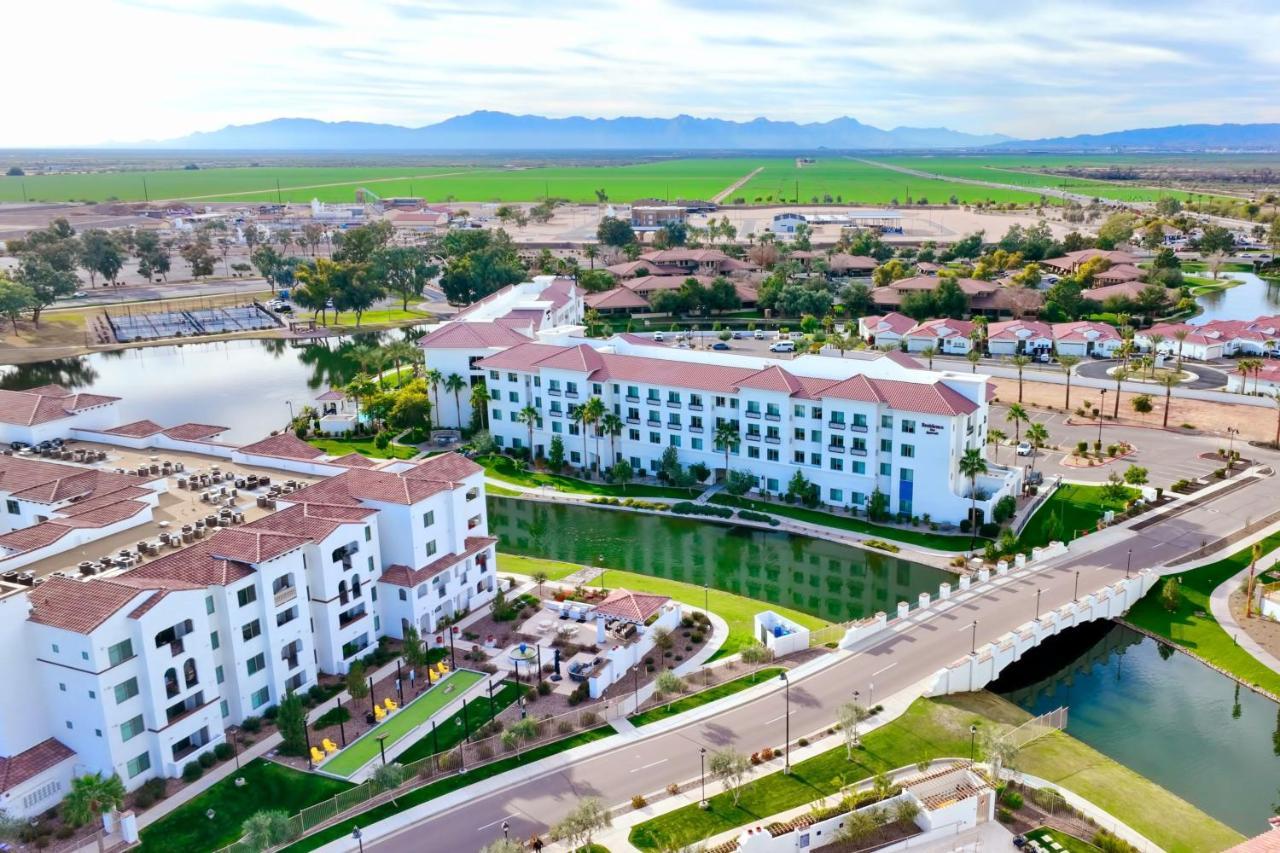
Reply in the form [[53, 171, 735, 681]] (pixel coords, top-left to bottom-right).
[[759, 746, 775, 761], [978, 522, 1000, 539], [667, 782, 680, 795], [262, 705, 280, 721], [736, 509, 779, 526], [537, 680, 551, 696], [1001, 789, 1024, 809], [631, 794, 647, 809], [797, 737, 809, 746], [992, 495, 1017, 523], [213, 742, 234, 762], [863, 539, 901, 553], [182, 762, 203, 783], [996, 806, 1014, 823], [1032, 787, 1068, 811], [691, 632, 704, 643], [1160, 579, 1180, 611], [198, 751, 216, 769], [1093, 829, 1138, 853], [240, 716, 262, 733], [314, 706, 352, 729], [671, 501, 734, 519], [578, 710, 601, 727]]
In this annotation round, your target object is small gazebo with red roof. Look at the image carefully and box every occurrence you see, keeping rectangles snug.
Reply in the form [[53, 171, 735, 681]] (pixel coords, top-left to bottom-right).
[[591, 588, 670, 624]]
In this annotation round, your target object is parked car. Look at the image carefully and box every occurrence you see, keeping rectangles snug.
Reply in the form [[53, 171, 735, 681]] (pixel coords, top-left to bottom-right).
[[653, 332, 664, 342], [712, 341, 730, 350], [754, 329, 765, 340], [9, 441, 29, 451], [769, 341, 796, 353], [733, 330, 747, 339], [1016, 441, 1033, 456]]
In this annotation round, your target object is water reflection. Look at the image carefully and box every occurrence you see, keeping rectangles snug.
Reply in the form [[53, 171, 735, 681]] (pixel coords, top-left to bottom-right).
[[1192, 271, 1280, 324], [486, 496, 952, 624], [995, 621, 1280, 835]]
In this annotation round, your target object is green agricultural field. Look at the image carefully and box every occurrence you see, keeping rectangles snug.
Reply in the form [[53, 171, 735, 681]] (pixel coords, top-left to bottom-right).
[[0, 158, 763, 205], [736, 158, 1046, 206]]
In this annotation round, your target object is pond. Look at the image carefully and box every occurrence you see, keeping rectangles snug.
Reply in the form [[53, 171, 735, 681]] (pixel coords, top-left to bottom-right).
[[0, 330, 422, 444], [993, 620, 1280, 836], [485, 496, 954, 624], [1192, 271, 1280, 324]]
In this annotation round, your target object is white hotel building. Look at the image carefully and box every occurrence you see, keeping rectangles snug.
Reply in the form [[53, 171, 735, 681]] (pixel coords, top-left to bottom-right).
[[0, 453, 494, 810], [478, 338, 1018, 523]]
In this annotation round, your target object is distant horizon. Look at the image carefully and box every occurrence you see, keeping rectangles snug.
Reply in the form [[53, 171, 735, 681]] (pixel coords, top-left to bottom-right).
[[7, 0, 1280, 147]]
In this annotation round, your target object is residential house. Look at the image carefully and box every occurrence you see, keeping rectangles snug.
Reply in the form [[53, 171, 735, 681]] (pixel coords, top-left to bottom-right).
[[1052, 321, 1122, 358], [857, 313, 915, 348], [986, 320, 1053, 357], [904, 319, 976, 355]]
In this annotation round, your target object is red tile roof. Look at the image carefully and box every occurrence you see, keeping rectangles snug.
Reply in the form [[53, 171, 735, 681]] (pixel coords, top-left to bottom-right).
[[860, 313, 915, 336], [316, 389, 347, 402], [0, 457, 148, 505], [163, 423, 229, 441], [737, 365, 806, 395], [592, 588, 670, 623], [605, 260, 681, 278], [127, 535, 256, 587], [380, 536, 496, 587], [0, 739, 75, 793], [475, 342, 570, 370], [0, 386, 120, 427], [640, 249, 730, 264], [244, 502, 376, 540], [827, 254, 878, 272], [284, 452, 482, 507], [987, 319, 1052, 342], [585, 288, 650, 311], [237, 433, 326, 461], [27, 576, 155, 634], [101, 420, 165, 438], [906, 319, 975, 340], [417, 321, 531, 350], [1052, 321, 1120, 344], [330, 453, 380, 469]]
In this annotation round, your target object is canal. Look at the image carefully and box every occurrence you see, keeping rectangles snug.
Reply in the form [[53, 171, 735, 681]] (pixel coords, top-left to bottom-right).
[[993, 620, 1280, 836], [0, 330, 421, 444], [486, 496, 954, 624]]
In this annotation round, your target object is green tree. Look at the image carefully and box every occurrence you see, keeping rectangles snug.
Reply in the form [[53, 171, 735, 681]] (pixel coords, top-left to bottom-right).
[[551, 798, 612, 850], [1196, 224, 1235, 256], [14, 254, 77, 326], [371, 246, 438, 311], [0, 278, 34, 332], [548, 434, 566, 471], [294, 258, 340, 324], [424, 367, 444, 416], [1009, 355, 1032, 403], [78, 229, 124, 287], [444, 373, 467, 428], [180, 231, 216, 278], [714, 420, 741, 477], [708, 748, 755, 806], [438, 230, 526, 303], [242, 809, 297, 852], [581, 395, 606, 472], [61, 772, 126, 829], [724, 468, 756, 497], [600, 411, 623, 465], [332, 221, 393, 264], [596, 217, 636, 247], [333, 264, 385, 327], [966, 348, 982, 372], [401, 625, 427, 670], [837, 702, 872, 757], [739, 642, 773, 680], [276, 690, 308, 756], [959, 448, 988, 548], [346, 660, 369, 701], [135, 230, 172, 281], [389, 389, 432, 435], [516, 405, 539, 458], [1005, 402, 1029, 443], [1132, 393, 1153, 415], [1123, 464, 1149, 486], [1056, 354, 1081, 409], [607, 458, 633, 491], [1025, 421, 1049, 474], [469, 381, 489, 432]]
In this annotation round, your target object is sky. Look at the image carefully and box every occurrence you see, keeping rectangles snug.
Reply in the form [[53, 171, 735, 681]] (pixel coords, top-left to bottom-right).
[[5, 0, 1279, 147]]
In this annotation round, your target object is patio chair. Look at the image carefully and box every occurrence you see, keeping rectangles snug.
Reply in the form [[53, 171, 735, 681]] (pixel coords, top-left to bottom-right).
[[322, 738, 338, 754], [384, 698, 398, 712], [374, 705, 386, 722], [310, 746, 326, 764]]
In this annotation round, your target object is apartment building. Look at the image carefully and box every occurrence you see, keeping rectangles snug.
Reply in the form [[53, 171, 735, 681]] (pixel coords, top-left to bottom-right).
[[0, 453, 493, 796], [0, 385, 122, 446], [478, 338, 1017, 523]]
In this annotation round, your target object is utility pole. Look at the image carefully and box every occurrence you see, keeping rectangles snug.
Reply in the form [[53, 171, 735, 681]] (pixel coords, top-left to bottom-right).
[[142, 177, 149, 202]]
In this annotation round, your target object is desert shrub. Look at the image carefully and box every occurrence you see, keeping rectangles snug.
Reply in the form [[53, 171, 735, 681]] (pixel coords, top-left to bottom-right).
[[314, 706, 351, 729], [214, 742, 234, 762], [631, 794, 647, 809], [240, 716, 262, 733], [198, 751, 216, 769], [1001, 789, 1024, 809], [182, 762, 203, 783]]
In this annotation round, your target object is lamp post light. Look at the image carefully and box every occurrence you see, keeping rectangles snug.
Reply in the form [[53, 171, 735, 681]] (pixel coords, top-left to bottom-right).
[[970, 620, 978, 655], [449, 625, 458, 669], [779, 671, 791, 774], [1098, 389, 1107, 445], [352, 827, 364, 853], [285, 400, 295, 427], [376, 734, 388, 766], [1074, 570, 1080, 601], [969, 724, 978, 761], [598, 554, 605, 591], [868, 682, 874, 706], [1035, 588, 1043, 621], [699, 747, 708, 808], [852, 689, 861, 744]]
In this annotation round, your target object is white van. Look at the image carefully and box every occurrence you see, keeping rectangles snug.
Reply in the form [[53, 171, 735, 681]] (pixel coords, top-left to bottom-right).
[[769, 341, 796, 353]]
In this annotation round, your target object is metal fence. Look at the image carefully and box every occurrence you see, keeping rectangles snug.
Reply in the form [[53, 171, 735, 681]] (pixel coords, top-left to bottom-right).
[[107, 304, 280, 341], [1006, 705, 1068, 749], [211, 696, 629, 853]]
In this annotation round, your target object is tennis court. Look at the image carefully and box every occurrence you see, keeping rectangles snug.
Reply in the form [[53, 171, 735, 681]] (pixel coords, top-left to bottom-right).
[[106, 304, 281, 341], [320, 669, 485, 778]]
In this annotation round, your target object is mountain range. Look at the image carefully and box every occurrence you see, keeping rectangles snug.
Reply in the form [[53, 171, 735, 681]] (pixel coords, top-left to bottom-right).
[[138, 112, 1280, 152]]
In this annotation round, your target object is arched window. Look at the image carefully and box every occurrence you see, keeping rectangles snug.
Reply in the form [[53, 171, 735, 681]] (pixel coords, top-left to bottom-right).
[[338, 579, 349, 605], [182, 659, 198, 688], [351, 575, 362, 598], [163, 667, 179, 698]]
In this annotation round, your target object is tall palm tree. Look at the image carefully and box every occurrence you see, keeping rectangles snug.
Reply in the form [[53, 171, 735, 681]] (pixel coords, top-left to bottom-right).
[[1157, 373, 1180, 428], [424, 367, 444, 417], [444, 373, 467, 427], [1005, 403, 1029, 444], [1173, 329, 1191, 371], [959, 448, 988, 550], [714, 420, 740, 479], [572, 404, 592, 473], [1112, 366, 1130, 418], [62, 772, 126, 843], [584, 243, 599, 269], [600, 411, 623, 467], [343, 373, 376, 425], [516, 405, 539, 459], [921, 346, 936, 370], [1009, 355, 1032, 403], [468, 381, 489, 431], [987, 428, 1007, 463], [582, 396, 606, 472], [1025, 422, 1049, 474], [1148, 333, 1165, 369], [1253, 358, 1267, 395], [966, 349, 982, 373], [1236, 359, 1254, 395], [383, 340, 420, 385], [1056, 355, 1080, 410]]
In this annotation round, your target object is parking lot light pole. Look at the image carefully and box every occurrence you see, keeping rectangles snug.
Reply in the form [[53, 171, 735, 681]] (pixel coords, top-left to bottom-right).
[[1126, 548, 1133, 579], [779, 671, 791, 774], [699, 747, 708, 808]]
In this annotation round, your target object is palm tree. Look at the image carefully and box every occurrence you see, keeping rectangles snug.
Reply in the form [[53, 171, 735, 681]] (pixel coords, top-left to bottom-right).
[[1005, 403, 1028, 444], [584, 243, 599, 269], [1157, 373, 1180, 428], [382, 340, 420, 385], [582, 396, 606, 473], [959, 448, 988, 550], [1148, 333, 1165, 369], [1173, 329, 1191, 371], [444, 373, 467, 427], [1025, 422, 1049, 474], [714, 420, 741, 479], [242, 809, 296, 852], [1235, 359, 1254, 395], [468, 381, 490, 430], [966, 349, 982, 373], [1247, 541, 1263, 618], [1009, 355, 1032, 403], [987, 428, 1007, 464], [572, 405, 591, 474], [516, 405, 539, 459], [921, 345, 936, 370], [1112, 366, 1130, 418], [424, 367, 444, 417], [600, 411, 623, 467], [1057, 354, 1080, 410], [343, 373, 376, 425], [62, 772, 126, 842], [1253, 358, 1267, 395]]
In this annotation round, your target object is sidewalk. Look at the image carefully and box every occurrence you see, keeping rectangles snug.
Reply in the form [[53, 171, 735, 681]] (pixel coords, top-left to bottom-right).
[[1209, 556, 1280, 678]]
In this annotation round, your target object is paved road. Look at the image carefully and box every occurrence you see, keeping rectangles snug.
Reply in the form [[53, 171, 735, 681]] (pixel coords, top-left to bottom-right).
[[369, 454, 1280, 853], [1075, 359, 1230, 391]]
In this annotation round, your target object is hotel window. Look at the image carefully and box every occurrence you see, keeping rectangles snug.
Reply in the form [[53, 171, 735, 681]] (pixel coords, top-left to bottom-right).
[[879, 462, 892, 476], [809, 452, 821, 465], [107, 639, 134, 666], [766, 449, 779, 461], [830, 458, 843, 471], [364, 525, 372, 541], [690, 394, 703, 407], [210, 631, 219, 650], [830, 488, 844, 503], [647, 388, 660, 401], [426, 540, 438, 557], [793, 404, 805, 417], [114, 678, 138, 704], [251, 687, 270, 709], [880, 439, 893, 453], [508, 372, 518, 382], [765, 403, 780, 418], [670, 435, 681, 448], [853, 438, 867, 452], [627, 385, 639, 398], [507, 391, 518, 403], [766, 477, 780, 491], [423, 510, 435, 527], [852, 413, 868, 428], [692, 438, 703, 450], [205, 596, 215, 615], [830, 411, 845, 424], [901, 444, 915, 458], [901, 419, 916, 434], [852, 461, 866, 475], [746, 401, 761, 414], [793, 451, 804, 463], [121, 715, 145, 742], [241, 620, 261, 642], [668, 413, 681, 427], [747, 446, 760, 459], [715, 396, 727, 407], [852, 491, 866, 505], [881, 414, 893, 429], [5, 500, 17, 514], [246, 653, 266, 676], [488, 370, 499, 381], [566, 381, 578, 395], [593, 383, 603, 394], [237, 586, 257, 607], [552, 422, 562, 433], [668, 391, 681, 404], [126, 752, 151, 779], [489, 388, 499, 400], [649, 431, 661, 444], [794, 428, 805, 440], [628, 428, 640, 441], [492, 410, 501, 420], [810, 430, 821, 443], [811, 407, 822, 419]]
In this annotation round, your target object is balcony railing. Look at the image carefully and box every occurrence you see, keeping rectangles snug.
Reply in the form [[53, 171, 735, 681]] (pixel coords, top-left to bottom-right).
[[547, 388, 562, 396], [688, 403, 704, 411], [851, 424, 869, 433], [666, 400, 681, 408], [625, 394, 639, 402], [851, 448, 868, 457], [828, 445, 846, 454], [765, 413, 781, 421], [745, 411, 762, 419], [765, 436, 781, 445], [828, 421, 846, 430], [689, 425, 704, 433], [274, 586, 297, 607], [626, 416, 639, 425], [565, 391, 579, 400], [745, 433, 761, 442]]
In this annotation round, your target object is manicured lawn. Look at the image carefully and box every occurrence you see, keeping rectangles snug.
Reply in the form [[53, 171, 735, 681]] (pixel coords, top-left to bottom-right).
[[497, 554, 829, 658], [631, 668, 784, 726], [279, 727, 613, 852], [477, 454, 703, 499], [1126, 530, 1280, 698], [394, 681, 528, 764], [322, 670, 485, 778], [307, 435, 419, 460], [485, 483, 524, 497], [630, 693, 1240, 852], [1027, 826, 1099, 853], [138, 759, 352, 853], [1017, 483, 1136, 550], [327, 308, 434, 328], [709, 494, 974, 551]]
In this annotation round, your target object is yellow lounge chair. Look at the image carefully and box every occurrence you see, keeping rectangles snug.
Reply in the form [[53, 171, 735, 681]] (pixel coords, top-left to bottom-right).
[[427, 668, 439, 683], [322, 739, 338, 754], [437, 661, 449, 674], [310, 746, 326, 764], [373, 705, 386, 721], [384, 698, 398, 712]]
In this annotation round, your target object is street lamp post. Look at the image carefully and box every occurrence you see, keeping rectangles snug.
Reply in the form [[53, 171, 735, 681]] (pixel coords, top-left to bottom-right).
[[598, 554, 605, 591], [852, 689, 861, 744], [1098, 389, 1107, 445], [1074, 570, 1080, 601], [868, 682, 874, 706], [970, 620, 978, 655], [779, 671, 791, 774], [1228, 427, 1239, 468], [352, 827, 364, 853], [376, 734, 388, 765], [449, 626, 457, 669], [699, 747, 708, 808], [1126, 548, 1132, 579], [969, 724, 978, 761], [1035, 588, 1043, 620], [285, 400, 295, 428]]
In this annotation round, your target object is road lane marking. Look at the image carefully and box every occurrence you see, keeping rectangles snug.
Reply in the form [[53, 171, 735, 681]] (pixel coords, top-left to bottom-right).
[[630, 759, 668, 773], [764, 712, 789, 724], [476, 814, 518, 831], [871, 662, 898, 677]]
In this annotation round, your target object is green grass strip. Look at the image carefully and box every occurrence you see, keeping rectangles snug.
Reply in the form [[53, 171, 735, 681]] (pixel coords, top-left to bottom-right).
[[1126, 529, 1280, 698], [631, 668, 784, 727], [477, 454, 703, 499], [1016, 483, 1136, 550], [279, 728, 613, 853], [708, 494, 973, 551], [322, 670, 484, 777]]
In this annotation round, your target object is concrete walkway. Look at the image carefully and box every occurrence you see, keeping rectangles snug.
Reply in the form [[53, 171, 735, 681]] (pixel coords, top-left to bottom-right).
[[1014, 772, 1165, 853], [1209, 554, 1280, 678]]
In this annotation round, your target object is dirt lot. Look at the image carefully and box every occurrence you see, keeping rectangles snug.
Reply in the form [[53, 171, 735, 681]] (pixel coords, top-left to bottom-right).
[[991, 376, 1279, 443]]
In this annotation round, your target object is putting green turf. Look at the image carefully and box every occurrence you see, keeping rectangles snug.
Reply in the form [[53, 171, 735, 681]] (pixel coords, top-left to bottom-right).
[[320, 669, 484, 777]]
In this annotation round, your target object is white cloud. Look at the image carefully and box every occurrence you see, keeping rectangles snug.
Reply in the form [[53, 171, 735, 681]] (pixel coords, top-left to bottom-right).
[[3, 0, 1277, 146]]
